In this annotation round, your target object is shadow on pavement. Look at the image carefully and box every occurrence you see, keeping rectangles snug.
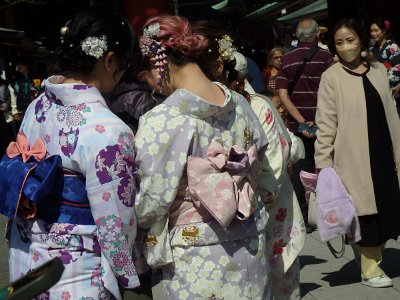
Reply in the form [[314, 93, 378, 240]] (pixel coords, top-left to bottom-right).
[[320, 260, 360, 286], [300, 282, 321, 298], [300, 255, 327, 270], [381, 248, 400, 278]]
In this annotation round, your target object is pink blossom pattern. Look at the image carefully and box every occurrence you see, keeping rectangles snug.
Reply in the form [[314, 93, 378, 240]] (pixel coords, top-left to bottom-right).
[[102, 192, 111, 201], [45, 134, 50, 144], [33, 252, 39, 262], [265, 108, 273, 125], [95, 125, 105, 133], [288, 226, 299, 239], [61, 291, 71, 300]]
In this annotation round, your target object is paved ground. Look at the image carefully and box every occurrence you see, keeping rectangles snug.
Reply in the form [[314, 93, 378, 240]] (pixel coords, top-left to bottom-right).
[[2, 214, 400, 299]]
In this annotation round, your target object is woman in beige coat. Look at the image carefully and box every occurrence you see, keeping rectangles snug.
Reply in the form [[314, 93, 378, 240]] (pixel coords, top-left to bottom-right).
[[315, 19, 400, 288]]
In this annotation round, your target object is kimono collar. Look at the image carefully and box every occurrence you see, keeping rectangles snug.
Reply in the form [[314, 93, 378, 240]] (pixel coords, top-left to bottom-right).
[[44, 75, 107, 107], [164, 82, 236, 118]]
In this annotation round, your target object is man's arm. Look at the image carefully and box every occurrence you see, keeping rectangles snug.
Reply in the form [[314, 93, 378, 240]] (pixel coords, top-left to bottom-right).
[[278, 88, 306, 123]]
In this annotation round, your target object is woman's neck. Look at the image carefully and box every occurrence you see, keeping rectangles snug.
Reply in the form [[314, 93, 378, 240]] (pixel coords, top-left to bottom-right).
[[378, 37, 388, 48], [340, 58, 367, 74], [171, 63, 225, 105]]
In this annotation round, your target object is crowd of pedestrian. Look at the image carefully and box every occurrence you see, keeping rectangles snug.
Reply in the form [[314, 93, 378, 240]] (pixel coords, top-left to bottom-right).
[[0, 6, 399, 300]]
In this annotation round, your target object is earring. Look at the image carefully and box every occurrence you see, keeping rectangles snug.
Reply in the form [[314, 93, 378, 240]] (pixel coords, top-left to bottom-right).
[[333, 55, 339, 63], [361, 50, 367, 58]]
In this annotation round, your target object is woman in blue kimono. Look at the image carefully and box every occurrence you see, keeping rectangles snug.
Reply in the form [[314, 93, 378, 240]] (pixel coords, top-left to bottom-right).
[[0, 10, 140, 299]]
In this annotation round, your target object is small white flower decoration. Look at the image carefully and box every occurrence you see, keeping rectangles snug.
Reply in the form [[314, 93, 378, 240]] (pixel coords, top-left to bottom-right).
[[216, 35, 236, 62], [81, 35, 108, 59]]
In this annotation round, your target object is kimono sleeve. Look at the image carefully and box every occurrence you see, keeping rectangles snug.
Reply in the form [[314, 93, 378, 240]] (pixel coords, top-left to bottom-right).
[[134, 108, 192, 267], [315, 72, 337, 169], [251, 98, 284, 201], [81, 125, 139, 289]]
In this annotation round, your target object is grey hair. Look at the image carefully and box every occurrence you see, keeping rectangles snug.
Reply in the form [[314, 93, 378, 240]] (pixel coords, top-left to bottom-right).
[[296, 19, 318, 42]]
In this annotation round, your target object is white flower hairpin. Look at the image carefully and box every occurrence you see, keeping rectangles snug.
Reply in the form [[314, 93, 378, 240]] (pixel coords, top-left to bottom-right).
[[216, 35, 236, 62], [81, 35, 108, 59]]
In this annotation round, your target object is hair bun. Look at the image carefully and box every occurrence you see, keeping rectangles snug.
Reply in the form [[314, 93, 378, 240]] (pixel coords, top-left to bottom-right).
[[168, 34, 208, 56]]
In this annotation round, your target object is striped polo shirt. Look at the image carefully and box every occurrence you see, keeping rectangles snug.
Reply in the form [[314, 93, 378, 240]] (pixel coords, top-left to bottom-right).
[[275, 41, 333, 125]]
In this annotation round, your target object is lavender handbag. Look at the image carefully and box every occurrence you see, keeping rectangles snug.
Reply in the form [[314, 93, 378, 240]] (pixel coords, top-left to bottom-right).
[[300, 168, 361, 258], [315, 167, 361, 244]]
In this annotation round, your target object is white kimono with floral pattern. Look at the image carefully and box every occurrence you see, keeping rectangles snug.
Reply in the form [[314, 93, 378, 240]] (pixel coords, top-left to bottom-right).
[[7, 76, 139, 300], [250, 94, 306, 300], [135, 84, 273, 300]]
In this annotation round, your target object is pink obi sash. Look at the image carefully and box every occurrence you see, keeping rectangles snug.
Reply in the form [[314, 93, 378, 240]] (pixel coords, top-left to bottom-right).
[[169, 138, 260, 228]]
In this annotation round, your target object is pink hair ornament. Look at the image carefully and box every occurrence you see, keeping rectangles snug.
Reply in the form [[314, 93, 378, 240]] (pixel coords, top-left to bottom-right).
[[139, 23, 168, 88], [384, 20, 390, 30]]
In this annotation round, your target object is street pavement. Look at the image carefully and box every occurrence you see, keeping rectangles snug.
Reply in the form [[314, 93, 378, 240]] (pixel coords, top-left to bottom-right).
[[2, 214, 400, 299]]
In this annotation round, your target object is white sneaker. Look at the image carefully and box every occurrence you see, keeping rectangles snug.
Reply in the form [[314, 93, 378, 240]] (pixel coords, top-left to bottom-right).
[[362, 274, 393, 288]]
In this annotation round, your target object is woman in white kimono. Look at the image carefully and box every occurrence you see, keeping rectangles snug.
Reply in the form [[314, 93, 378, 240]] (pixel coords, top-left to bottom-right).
[[0, 11, 140, 299], [135, 15, 273, 299], [192, 20, 306, 300]]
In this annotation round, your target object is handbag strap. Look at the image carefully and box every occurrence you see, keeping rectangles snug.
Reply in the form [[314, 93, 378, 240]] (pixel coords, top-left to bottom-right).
[[326, 235, 346, 258], [288, 43, 320, 95]]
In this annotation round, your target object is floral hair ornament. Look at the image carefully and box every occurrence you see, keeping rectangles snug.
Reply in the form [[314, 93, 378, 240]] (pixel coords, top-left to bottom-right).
[[139, 22, 168, 87], [384, 20, 390, 30], [81, 35, 108, 59], [216, 35, 236, 62]]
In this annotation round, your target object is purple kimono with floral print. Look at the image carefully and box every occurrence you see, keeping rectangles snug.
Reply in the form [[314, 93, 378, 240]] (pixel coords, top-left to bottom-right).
[[8, 75, 139, 300]]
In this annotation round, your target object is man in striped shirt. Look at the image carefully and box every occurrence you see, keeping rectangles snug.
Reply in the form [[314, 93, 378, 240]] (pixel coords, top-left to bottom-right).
[[276, 18, 332, 231]]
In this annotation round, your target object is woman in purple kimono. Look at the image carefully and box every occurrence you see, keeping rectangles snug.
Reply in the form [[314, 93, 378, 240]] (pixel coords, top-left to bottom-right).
[[134, 15, 273, 299], [0, 11, 140, 299]]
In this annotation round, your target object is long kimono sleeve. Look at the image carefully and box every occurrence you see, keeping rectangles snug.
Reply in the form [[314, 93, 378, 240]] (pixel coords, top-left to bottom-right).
[[251, 96, 294, 202], [315, 72, 338, 169], [134, 108, 191, 267], [81, 127, 139, 289]]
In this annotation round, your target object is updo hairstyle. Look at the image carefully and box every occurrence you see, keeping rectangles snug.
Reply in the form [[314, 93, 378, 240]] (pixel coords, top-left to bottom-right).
[[141, 15, 208, 69], [56, 10, 136, 76], [191, 20, 239, 83]]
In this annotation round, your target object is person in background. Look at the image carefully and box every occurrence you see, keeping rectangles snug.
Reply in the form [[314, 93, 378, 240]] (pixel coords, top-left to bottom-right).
[[315, 18, 400, 288], [0, 10, 140, 299], [317, 26, 329, 50], [107, 79, 160, 134], [280, 31, 295, 54], [0, 78, 11, 155], [10, 57, 37, 130], [369, 18, 400, 115], [135, 15, 273, 299], [276, 19, 332, 232], [263, 47, 289, 126]]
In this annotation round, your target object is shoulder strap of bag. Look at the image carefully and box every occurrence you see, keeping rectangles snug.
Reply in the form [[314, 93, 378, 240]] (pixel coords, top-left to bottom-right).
[[288, 43, 320, 95]]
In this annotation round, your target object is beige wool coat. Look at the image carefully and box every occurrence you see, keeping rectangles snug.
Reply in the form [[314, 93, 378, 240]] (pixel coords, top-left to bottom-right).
[[314, 62, 400, 216]]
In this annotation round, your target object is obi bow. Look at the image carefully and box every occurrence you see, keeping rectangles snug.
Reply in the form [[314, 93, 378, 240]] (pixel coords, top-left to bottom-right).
[[0, 132, 61, 219], [7, 132, 47, 163], [186, 138, 260, 228]]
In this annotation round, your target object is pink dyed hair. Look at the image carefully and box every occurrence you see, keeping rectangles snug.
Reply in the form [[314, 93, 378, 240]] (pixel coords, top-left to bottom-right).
[[142, 15, 208, 56]]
